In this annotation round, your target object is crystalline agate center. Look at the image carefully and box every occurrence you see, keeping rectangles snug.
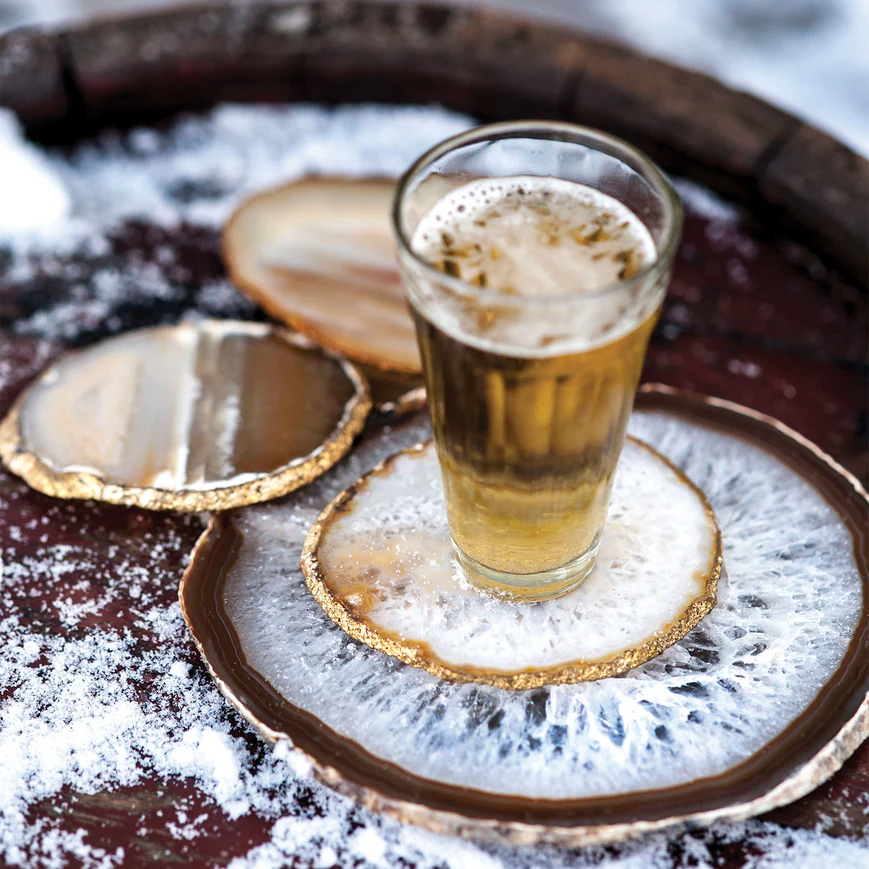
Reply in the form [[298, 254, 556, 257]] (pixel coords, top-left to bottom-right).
[[310, 437, 719, 677]]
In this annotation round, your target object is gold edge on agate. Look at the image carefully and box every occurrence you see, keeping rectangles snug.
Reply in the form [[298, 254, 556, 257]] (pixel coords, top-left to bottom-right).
[[300, 437, 722, 690], [0, 326, 372, 512], [374, 385, 427, 418]]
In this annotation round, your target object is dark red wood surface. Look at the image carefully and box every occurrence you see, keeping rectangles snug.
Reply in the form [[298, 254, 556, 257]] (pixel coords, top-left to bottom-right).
[[0, 2, 867, 866]]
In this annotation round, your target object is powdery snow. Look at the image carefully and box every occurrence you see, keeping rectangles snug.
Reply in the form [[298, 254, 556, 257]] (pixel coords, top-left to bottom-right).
[[0, 109, 70, 236]]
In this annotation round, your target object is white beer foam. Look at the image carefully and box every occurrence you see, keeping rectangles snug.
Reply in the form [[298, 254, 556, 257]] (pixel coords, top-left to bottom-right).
[[224, 409, 862, 800], [317, 439, 717, 670], [413, 176, 656, 296], [408, 176, 661, 357]]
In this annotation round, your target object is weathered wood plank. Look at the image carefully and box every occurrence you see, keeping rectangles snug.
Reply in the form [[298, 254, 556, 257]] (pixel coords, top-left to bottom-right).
[[298, 2, 582, 118], [759, 124, 869, 283], [569, 40, 797, 194], [62, 3, 304, 119], [0, 28, 68, 128]]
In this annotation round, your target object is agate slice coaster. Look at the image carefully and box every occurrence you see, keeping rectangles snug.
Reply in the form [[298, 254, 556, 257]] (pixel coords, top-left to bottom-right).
[[0, 320, 370, 511], [302, 438, 721, 688], [179, 388, 868, 846], [362, 368, 426, 419], [223, 177, 420, 376], [223, 177, 426, 414]]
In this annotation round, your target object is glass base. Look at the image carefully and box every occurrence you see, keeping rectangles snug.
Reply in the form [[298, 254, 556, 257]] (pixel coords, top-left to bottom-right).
[[453, 537, 601, 603]]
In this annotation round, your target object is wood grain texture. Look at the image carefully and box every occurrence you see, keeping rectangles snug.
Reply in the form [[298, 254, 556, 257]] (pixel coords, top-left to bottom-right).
[[759, 124, 869, 282], [569, 40, 798, 194], [61, 3, 303, 119], [299, 2, 582, 118], [57, 2, 583, 122]]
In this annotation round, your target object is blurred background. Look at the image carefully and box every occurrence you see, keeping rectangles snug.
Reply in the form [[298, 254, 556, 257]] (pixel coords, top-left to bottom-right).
[[1, 0, 868, 157]]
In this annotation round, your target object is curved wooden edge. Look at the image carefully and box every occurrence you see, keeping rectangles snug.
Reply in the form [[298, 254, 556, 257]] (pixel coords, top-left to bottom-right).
[[0, 28, 68, 127], [569, 39, 796, 185], [758, 125, 869, 285], [1, 1, 866, 283], [6, 1, 583, 127]]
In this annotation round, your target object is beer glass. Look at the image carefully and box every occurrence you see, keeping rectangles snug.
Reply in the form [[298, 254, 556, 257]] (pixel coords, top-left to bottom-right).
[[392, 122, 682, 601]]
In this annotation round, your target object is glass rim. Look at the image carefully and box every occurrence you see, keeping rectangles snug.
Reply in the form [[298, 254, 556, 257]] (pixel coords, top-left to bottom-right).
[[391, 120, 684, 306]]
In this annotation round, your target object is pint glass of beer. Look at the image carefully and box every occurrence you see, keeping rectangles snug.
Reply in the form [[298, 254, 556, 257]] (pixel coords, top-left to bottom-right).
[[392, 122, 682, 601]]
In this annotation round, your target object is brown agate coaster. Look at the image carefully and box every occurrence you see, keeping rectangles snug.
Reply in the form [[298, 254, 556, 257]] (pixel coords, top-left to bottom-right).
[[179, 388, 868, 846], [302, 438, 721, 689], [223, 177, 421, 376], [0, 320, 370, 511]]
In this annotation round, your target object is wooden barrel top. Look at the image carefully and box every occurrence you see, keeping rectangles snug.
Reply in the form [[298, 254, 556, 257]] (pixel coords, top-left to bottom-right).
[[2, 1, 866, 283], [0, 3, 866, 867]]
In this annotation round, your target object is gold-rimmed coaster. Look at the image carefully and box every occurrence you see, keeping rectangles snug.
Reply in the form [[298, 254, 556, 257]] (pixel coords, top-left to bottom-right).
[[362, 368, 427, 418], [0, 320, 371, 511], [223, 177, 422, 376], [301, 437, 721, 689]]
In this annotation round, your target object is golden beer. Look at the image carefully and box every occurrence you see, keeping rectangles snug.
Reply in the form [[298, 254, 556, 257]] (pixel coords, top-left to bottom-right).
[[394, 125, 680, 600], [412, 304, 658, 594]]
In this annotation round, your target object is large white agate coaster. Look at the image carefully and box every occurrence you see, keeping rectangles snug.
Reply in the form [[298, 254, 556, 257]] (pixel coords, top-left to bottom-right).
[[179, 389, 868, 847], [302, 438, 721, 688], [0, 320, 370, 511]]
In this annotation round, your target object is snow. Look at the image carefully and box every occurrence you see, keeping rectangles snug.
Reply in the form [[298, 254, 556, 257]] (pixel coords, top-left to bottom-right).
[[0, 110, 70, 236]]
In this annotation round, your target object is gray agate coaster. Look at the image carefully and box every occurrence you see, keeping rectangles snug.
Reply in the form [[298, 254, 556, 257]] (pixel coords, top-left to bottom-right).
[[180, 387, 868, 847]]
